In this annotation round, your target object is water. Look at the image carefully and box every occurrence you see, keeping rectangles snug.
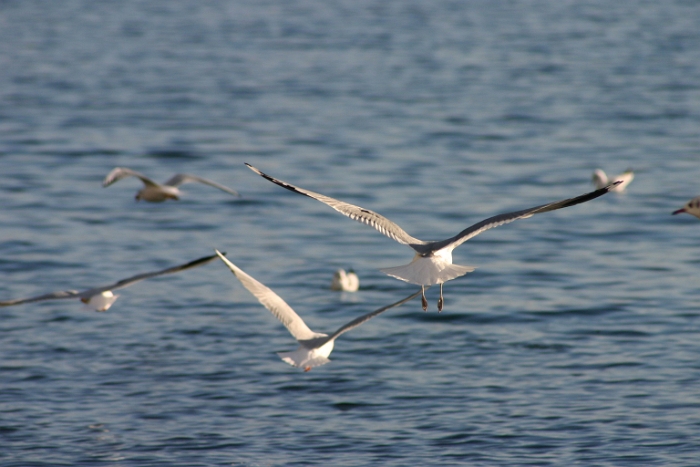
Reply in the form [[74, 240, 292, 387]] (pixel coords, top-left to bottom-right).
[[1, 0, 700, 465]]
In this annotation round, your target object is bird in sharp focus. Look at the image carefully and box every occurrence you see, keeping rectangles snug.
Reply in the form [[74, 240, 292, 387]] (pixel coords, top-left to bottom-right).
[[246, 163, 619, 312]]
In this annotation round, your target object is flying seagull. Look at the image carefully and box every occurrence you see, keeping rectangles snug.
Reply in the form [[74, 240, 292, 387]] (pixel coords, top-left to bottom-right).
[[0, 253, 223, 311], [215, 250, 420, 371], [330, 269, 359, 292], [246, 163, 619, 311], [592, 168, 634, 192], [673, 196, 700, 219], [102, 167, 239, 202]]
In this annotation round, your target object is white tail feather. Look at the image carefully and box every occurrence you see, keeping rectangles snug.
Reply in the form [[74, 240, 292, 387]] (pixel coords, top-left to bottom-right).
[[380, 257, 476, 286], [277, 345, 333, 369]]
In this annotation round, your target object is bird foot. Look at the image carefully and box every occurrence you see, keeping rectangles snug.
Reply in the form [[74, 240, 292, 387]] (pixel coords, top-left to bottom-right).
[[421, 294, 428, 311], [437, 297, 443, 312]]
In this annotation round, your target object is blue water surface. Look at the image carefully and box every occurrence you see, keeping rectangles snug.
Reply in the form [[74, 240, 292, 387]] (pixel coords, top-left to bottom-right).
[[1, 1, 700, 465]]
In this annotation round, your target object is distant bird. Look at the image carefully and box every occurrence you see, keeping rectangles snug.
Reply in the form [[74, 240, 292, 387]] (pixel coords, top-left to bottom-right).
[[672, 196, 700, 219], [102, 167, 239, 202], [0, 253, 222, 311], [592, 169, 634, 192], [215, 250, 419, 371], [247, 163, 619, 312], [330, 269, 359, 292]]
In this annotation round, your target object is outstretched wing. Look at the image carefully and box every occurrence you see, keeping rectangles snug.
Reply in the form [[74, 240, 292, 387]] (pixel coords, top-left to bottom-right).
[[327, 289, 422, 341], [0, 290, 80, 307], [163, 174, 239, 197], [246, 163, 424, 246], [215, 250, 323, 341], [422, 182, 620, 254], [79, 253, 222, 296], [102, 167, 159, 187]]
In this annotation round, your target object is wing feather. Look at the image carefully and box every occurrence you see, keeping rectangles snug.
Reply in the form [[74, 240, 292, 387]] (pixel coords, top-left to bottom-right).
[[78, 253, 221, 296], [246, 164, 423, 246], [215, 250, 322, 341], [424, 182, 620, 253], [102, 167, 159, 187], [0, 290, 79, 307], [164, 174, 239, 197], [327, 289, 421, 341]]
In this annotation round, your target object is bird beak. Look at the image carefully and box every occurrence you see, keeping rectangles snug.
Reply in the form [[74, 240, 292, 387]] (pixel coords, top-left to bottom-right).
[[672, 208, 685, 215]]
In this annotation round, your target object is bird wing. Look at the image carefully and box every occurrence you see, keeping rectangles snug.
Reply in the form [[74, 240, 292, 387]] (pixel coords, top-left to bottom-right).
[[0, 290, 80, 307], [0, 254, 220, 307], [215, 250, 323, 341], [163, 174, 239, 197], [423, 182, 620, 253], [327, 289, 422, 341], [246, 163, 424, 247], [77, 253, 222, 297], [102, 167, 160, 187]]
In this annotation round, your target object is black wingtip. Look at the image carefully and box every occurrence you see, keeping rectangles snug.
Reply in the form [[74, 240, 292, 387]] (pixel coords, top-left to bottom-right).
[[244, 164, 314, 199], [244, 163, 274, 182], [186, 253, 224, 268]]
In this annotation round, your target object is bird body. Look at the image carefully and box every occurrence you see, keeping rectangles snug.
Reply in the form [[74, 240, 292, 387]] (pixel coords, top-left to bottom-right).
[[331, 269, 360, 292], [135, 183, 181, 202], [80, 291, 119, 312], [102, 167, 239, 202], [592, 169, 634, 192], [246, 163, 618, 311], [278, 339, 336, 370], [380, 251, 476, 288], [215, 250, 420, 371]]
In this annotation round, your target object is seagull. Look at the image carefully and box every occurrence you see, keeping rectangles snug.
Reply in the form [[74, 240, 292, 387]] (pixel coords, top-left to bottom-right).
[[331, 269, 359, 292], [672, 196, 700, 218], [592, 169, 634, 192], [246, 163, 619, 311], [0, 253, 223, 311], [215, 250, 420, 371], [102, 167, 239, 202]]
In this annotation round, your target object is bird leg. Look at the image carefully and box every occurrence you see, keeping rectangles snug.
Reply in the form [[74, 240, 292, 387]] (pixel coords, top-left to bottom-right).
[[421, 285, 428, 311], [437, 283, 444, 312]]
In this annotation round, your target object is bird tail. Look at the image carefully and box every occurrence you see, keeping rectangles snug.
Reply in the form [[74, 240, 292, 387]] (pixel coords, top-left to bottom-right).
[[277, 347, 331, 370], [380, 260, 476, 285]]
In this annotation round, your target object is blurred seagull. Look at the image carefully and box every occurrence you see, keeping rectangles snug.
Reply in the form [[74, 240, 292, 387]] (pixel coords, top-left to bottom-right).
[[102, 167, 239, 202], [246, 163, 619, 312], [672, 196, 700, 219], [0, 253, 222, 311], [592, 169, 634, 192], [330, 269, 359, 292], [215, 250, 419, 371]]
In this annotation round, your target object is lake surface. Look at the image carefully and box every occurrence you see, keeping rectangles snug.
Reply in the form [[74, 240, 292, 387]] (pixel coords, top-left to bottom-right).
[[2, 0, 700, 465]]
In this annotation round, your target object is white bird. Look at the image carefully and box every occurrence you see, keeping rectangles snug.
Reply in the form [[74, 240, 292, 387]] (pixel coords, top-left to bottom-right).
[[672, 196, 700, 218], [331, 269, 359, 292], [0, 253, 222, 311], [215, 250, 420, 371], [102, 167, 239, 202], [592, 169, 634, 192], [246, 163, 619, 311]]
